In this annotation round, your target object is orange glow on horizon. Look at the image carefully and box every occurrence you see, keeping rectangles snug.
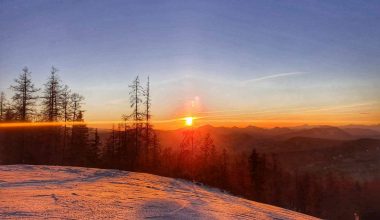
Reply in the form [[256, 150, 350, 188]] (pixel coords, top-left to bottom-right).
[[0, 115, 378, 130]]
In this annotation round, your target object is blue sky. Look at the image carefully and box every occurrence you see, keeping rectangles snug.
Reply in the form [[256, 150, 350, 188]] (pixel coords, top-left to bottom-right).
[[1, 0, 379, 127]]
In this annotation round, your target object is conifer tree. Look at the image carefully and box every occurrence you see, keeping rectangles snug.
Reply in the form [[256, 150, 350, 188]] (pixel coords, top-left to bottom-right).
[[249, 149, 267, 202], [0, 92, 6, 121], [9, 67, 39, 162], [71, 93, 84, 121], [42, 67, 61, 121], [69, 111, 89, 166], [60, 85, 71, 163], [151, 133, 161, 171], [10, 67, 39, 121], [86, 128, 100, 166]]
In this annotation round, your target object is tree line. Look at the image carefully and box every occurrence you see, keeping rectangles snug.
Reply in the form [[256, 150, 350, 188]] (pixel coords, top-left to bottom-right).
[[1, 67, 379, 220], [0, 67, 84, 123], [0, 67, 93, 165]]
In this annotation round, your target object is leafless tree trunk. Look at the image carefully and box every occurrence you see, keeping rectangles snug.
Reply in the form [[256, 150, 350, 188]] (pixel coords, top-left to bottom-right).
[[129, 76, 142, 169], [144, 76, 151, 166]]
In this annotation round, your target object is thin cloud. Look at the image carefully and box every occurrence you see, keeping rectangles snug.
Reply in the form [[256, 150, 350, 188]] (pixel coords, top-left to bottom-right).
[[239, 72, 306, 86], [153, 72, 306, 87]]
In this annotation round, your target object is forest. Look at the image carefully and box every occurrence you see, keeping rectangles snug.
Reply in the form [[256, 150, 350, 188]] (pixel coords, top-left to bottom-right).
[[0, 67, 379, 220]]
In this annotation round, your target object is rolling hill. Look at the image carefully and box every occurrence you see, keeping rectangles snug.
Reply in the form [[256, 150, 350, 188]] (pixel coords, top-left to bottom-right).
[[0, 165, 318, 220]]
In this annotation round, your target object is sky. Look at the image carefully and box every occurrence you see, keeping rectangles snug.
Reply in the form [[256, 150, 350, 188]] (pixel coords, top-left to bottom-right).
[[1, 0, 379, 129]]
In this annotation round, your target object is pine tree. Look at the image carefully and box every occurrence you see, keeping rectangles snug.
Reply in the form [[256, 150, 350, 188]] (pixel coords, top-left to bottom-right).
[[60, 85, 71, 122], [176, 130, 194, 178], [151, 133, 161, 171], [9, 67, 39, 163], [41, 67, 64, 164], [3, 105, 15, 121], [86, 128, 100, 166], [0, 92, 6, 121], [68, 94, 85, 165], [42, 67, 62, 121], [104, 125, 116, 168], [60, 85, 71, 163], [201, 133, 214, 167], [71, 93, 84, 121], [221, 148, 229, 188], [69, 111, 89, 166], [10, 67, 39, 121], [249, 149, 267, 202]]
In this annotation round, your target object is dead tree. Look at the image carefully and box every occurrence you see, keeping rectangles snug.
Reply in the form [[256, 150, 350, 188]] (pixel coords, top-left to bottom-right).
[[128, 76, 143, 169]]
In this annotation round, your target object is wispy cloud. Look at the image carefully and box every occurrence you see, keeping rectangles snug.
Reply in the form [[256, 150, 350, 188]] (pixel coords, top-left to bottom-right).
[[239, 72, 305, 86], [152, 72, 306, 87]]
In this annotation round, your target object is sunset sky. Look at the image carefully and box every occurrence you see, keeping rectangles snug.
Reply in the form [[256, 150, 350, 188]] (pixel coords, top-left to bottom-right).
[[1, 0, 379, 129]]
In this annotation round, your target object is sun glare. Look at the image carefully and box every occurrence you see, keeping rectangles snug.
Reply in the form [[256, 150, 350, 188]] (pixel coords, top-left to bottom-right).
[[185, 117, 193, 126]]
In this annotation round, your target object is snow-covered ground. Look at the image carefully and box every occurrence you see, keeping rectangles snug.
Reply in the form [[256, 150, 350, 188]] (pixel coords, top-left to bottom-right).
[[0, 165, 319, 219]]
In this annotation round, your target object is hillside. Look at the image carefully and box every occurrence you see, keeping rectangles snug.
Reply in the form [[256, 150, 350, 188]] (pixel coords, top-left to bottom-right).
[[0, 165, 318, 220]]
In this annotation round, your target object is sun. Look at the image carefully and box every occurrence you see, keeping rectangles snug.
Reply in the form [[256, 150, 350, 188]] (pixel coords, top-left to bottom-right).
[[185, 117, 193, 126]]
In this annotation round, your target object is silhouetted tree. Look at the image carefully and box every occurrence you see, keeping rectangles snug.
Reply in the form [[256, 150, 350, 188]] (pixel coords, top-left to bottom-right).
[[42, 67, 61, 122], [220, 148, 229, 189], [86, 128, 100, 166], [68, 111, 89, 166], [104, 125, 117, 168], [176, 130, 195, 178], [70, 93, 84, 121], [9, 67, 39, 162], [10, 67, 39, 121], [0, 92, 6, 121], [3, 105, 15, 121], [41, 67, 63, 163], [60, 85, 71, 163], [128, 76, 143, 169], [151, 133, 161, 171], [249, 149, 267, 202], [68, 94, 86, 165], [199, 133, 214, 181], [143, 76, 152, 167]]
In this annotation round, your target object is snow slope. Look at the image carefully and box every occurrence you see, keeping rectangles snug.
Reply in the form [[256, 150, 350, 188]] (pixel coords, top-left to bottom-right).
[[0, 165, 319, 219]]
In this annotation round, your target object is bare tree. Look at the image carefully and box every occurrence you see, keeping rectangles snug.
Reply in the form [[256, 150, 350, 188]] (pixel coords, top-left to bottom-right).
[[144, 76, 152, 165], [129, 76, 143, 122], [129, 76, 143, 168], [10, 67, 39, 121]]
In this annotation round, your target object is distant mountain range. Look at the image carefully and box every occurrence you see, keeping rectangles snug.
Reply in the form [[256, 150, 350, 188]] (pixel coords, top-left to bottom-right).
[[156, 125, 380, 181]]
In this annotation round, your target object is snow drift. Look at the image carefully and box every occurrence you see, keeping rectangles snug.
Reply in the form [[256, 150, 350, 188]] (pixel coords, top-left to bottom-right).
[[0, 165, 319, 219]]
